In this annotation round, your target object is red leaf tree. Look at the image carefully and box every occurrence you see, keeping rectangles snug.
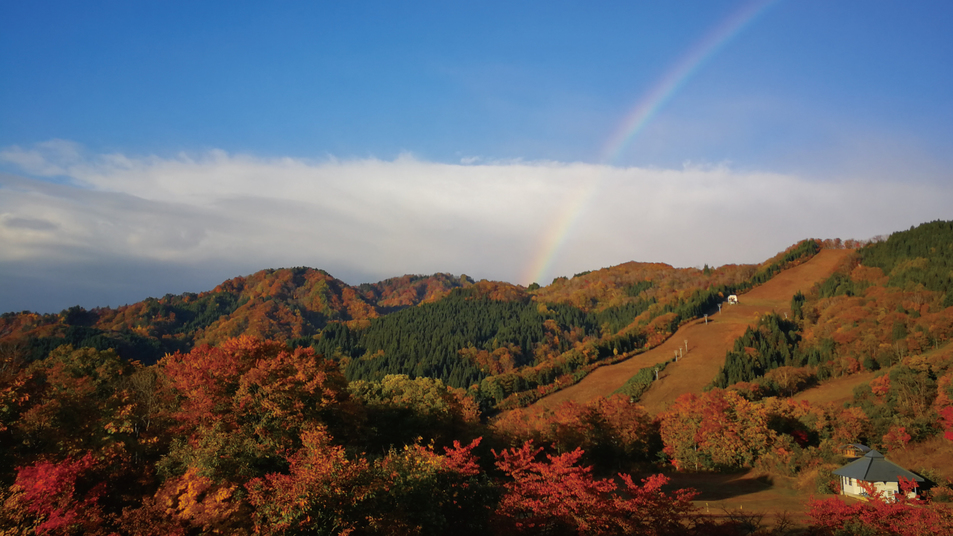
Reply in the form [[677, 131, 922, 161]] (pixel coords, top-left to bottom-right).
[[2, 453, 106, 535], [808, 477, 953, 535], [491, 440, 696, 536]]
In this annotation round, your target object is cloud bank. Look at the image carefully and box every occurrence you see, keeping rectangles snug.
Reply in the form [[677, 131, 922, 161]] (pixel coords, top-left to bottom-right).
[[2, 141, 951, 313]]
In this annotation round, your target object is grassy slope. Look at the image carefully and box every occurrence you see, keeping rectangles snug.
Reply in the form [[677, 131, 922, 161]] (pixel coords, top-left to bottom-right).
[[792, 371, 878, 407], [534, 249, 853, 413]]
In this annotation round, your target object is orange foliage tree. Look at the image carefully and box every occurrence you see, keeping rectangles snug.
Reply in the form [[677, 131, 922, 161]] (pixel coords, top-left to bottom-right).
[[247, 431, 495, 536], [161, 335, 358, 439], [658, 389, 775, 471], [157, 336, 362, 493]]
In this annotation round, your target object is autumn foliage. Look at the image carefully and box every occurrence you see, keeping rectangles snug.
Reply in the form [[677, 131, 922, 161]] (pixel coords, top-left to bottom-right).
[[492, 395, 657, 470], [1, 335, 820, 535], [3, 453, 106, 535], [4, 223, 953, 534], [658, 389, 777, 471], [808, 477, 953, 535], [492, 441, 697, 536]]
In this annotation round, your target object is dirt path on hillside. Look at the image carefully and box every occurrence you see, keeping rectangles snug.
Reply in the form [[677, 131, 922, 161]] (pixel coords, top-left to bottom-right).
[[533, 249, 852, 414]]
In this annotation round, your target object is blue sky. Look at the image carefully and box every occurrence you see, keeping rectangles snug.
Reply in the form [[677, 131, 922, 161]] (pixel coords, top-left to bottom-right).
[[2, 1, 953, 313]]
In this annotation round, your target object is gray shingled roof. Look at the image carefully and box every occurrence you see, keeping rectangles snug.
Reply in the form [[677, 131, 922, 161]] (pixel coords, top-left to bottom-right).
[[832, 450, 924, 483]]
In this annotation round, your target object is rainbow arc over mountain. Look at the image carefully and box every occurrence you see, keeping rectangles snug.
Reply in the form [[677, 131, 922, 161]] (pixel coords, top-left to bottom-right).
[[523, 0, 778, 286]]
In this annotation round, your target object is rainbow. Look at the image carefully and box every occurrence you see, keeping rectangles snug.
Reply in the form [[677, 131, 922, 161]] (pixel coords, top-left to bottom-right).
[[522, 176, 599, 286], [600, 0, 779, 163], [522, 0, 778, 286]]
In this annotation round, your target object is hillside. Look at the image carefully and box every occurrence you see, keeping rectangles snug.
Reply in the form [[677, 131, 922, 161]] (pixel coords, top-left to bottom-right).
[[0, 239, 822, 412], [8, 223, 952, 419], [531, 221, 953, 422], [485, 223, 953, 527], [0, 269, 473, 364], [4, 223, 953, 533], [533, 249, 851, 413]]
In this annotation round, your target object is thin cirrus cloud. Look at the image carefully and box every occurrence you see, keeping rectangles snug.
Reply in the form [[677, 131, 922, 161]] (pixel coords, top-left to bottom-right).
[[1, 140, 951, 313]]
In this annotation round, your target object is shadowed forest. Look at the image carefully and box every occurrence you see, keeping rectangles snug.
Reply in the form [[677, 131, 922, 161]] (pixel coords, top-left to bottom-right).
[[3, 221, 953, 534]]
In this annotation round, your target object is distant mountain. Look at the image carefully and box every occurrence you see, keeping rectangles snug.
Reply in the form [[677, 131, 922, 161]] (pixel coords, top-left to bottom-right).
[[0, 268, 471, 363], [0, 238, 825, 412]]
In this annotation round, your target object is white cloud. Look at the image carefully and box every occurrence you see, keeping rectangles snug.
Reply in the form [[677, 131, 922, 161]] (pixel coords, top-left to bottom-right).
[[2, 140, 952, 313], [0, 139, 84, 177]]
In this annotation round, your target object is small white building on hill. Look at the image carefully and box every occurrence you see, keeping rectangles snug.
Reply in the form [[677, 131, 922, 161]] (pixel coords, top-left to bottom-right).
[[833, 450, 924, 500]]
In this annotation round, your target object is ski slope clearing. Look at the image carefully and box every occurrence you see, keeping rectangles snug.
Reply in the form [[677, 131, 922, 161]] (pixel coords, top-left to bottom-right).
[[534, 249, 852, 414]]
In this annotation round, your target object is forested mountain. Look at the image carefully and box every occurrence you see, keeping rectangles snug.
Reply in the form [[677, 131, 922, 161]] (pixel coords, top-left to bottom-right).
[[3, 224, 953, 534], [0, 239, 821, 412], [0, 269, 471, 364], [703, 220, 953, 479], [714, 220, 953, 394]]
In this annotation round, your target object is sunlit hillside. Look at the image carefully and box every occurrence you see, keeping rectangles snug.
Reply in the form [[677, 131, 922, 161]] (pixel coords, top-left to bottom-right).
[[3, 222, 953, 534]]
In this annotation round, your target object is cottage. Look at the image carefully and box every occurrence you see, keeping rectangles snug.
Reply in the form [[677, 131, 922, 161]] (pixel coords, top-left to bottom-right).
[[840, 443, 871, 459], [833, 450, 924, 500], [727, 295, 739, 305]]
